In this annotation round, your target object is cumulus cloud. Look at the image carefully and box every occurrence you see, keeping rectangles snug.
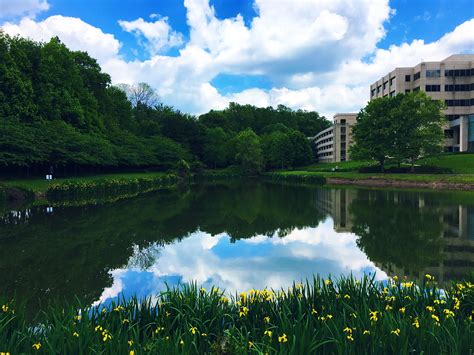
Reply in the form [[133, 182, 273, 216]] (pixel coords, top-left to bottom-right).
[[2, 15, 121, 62], [119, 16, 184, 55], [2, 0, 474, 118], [0, 0, 49, 19]]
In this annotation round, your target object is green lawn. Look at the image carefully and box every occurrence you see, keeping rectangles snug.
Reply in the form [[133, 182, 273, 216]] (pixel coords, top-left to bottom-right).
[[1, 172, 168, 193], [418, 153, 474, 174]]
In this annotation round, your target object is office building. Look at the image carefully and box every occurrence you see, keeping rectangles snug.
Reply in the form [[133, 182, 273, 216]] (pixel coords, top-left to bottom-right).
[[370, 54, 474, 152]]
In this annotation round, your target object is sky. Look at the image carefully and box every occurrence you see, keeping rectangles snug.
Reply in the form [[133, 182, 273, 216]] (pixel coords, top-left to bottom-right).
[[1, 0, 473, 119]]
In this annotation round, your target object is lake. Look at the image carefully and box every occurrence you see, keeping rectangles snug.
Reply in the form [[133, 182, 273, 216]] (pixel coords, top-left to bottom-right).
[[1, 181, 473, 312]]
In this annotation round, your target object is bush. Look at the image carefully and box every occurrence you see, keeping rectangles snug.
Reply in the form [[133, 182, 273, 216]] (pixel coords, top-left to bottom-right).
[[263, 172, 326, 185]]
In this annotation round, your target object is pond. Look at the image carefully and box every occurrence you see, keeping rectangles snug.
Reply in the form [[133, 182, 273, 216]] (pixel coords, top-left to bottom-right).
[[0, 181, 473, 313]]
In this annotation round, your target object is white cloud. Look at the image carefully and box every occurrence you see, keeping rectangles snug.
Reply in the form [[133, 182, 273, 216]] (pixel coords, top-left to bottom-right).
[[119, 16, 184, 55], [0, 0, 49, 19], [2, 15, 121, 62], [2, 1, 474, 118]]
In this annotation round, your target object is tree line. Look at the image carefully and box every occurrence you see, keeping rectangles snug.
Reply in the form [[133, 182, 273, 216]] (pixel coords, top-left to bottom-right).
[[0, 33, 330, 176]]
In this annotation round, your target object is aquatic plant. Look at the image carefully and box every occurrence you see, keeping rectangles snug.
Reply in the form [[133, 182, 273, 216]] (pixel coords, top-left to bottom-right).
[[0, 275, 472, 353]]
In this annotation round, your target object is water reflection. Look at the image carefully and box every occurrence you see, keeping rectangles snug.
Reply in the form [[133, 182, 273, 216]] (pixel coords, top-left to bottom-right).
[[0, 182, 473, 312]]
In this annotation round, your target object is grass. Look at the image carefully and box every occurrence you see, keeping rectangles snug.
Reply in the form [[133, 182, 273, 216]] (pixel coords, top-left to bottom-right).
[[418, 153, 474, 174], [0, 275, 472, 354], [0, 172, 171, 194]]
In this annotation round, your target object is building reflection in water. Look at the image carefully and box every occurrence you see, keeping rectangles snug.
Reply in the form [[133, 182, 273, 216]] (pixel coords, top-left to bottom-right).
[[316, 187, 474, 285]]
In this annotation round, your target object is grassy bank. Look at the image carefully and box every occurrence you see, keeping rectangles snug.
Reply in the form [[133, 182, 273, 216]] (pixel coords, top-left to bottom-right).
[[0, 275, 472, 354]]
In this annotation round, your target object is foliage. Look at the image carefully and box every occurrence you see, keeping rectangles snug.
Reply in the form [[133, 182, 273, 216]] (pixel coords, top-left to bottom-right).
[[0, 276, 472, 353], [351, 92, 446, 172], [176, 160, 191, 180], [263, 172, 326, 185], [234, 129, 264, 175]]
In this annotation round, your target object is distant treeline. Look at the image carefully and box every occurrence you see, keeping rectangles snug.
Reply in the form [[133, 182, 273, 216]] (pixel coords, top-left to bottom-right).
[[0, 34, 330, 176]]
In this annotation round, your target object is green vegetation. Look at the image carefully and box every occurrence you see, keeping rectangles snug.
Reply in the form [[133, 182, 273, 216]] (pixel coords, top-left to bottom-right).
[[351, 92, 446, 172], [0, 33, 329, 178], [419, 153, 474, 174], [0, 276, 472, 353]]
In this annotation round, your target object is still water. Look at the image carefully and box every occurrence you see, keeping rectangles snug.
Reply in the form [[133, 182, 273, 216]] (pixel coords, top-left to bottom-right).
[[0, 181, 473, 311]]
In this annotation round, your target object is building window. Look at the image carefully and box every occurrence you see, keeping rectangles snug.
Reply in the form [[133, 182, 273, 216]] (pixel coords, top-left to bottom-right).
[[341, 119, 346, 125], [383, 81, 388, 90], [371, 88, 376, 96], [445, 69, 471, 77], [405, 89, 411, 93], [445, 99, 472, 107], [413, 86, 420, 92], [426, 85, 440, 92], [446, 115, 461, 122], [445, 84, 471, 92], [405, 75, 411, 82], [444, 129, 454, 138], [341, 135, 346, 142], [377, 85, 381, 93], [389, 90, 396, 97], [414, 72, 421, 80], [389, 77, 395, 86], [341, 127, 346, 134], [426, 69, 441, 78]]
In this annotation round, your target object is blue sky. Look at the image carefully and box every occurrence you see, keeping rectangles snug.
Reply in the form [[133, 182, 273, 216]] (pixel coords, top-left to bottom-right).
[[1, 0, 473, 117]]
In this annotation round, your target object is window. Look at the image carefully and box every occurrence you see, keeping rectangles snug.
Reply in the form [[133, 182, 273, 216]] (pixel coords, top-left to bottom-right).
[[445, 84, 471, 91], [341, 135, 346, 142], [377, 85, 381, 93], [445, 99, 471, 107], [383, 81, 388, 90], [444, 129, 454, 139], [405, 89, 411, 93], [446, 115, 461, 122], [426, 69, 440, 78], [445, 69, 471, 77], [371, 88, 376, 96], [413, 86, 420, 92], [414, 72, 421, 80], [341, 119, 346, 125], [426, 85, 440, 92], [341, 127, 346, 134], [405, 75, 411, 82], [389, 77, 395, 86], [389, 90, 396, 97]]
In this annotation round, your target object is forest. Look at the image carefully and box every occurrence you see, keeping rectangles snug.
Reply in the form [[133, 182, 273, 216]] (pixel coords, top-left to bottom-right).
[[0, 33, 331, 177]]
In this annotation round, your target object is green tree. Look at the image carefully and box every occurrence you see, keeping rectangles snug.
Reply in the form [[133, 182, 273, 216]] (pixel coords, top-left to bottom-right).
[[351, 96, 403, 172], [262, 131, 293, 169], [234, 129, 263, 175], [391, 92, 446, 171], [203, 127, 228, 168], [289, 130, 313, 167]]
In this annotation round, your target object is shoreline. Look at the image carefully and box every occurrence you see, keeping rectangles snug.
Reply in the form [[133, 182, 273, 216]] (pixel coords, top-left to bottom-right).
[[326, 176, 474, 191]]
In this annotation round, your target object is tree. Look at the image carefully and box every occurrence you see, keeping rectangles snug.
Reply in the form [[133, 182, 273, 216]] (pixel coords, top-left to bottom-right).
[[234, 129, 264, 175], [262, 131, 293, 169], [202, 127, 228, 168], [391, 92, 446, 171], [351, 95, 404, 172], [351, 93, 446, 172], [289, 130, 313, 167], [118, 82, 159, 108]]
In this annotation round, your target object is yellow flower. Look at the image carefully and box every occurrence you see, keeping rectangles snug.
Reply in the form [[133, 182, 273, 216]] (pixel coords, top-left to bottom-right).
[[343, 327, 352, 333], [201, 333, 208, 337], [264, 330, 273, 338], [346, 335, 354, 341], [239, 306, 249, 317], [344, 294, 351, 300], [166, 311, 171, 317], [443, 309, 455, 318], [385, 304, 393, 311], [0, 352, 11, 355], [363, 330, 370, 335], [1, 305, 8, 312], [401, 282, 414, 288], [326, 314, 333, 319], [391, 328, 400, 336], [248, 341, 254, 348], [325, 280, 332, 286], [426, 306, 435, 312], [425, 274, 433, 280], [220, 296, 229, 303], [200, 287, 206, 293], [114, 306, 125, 312], [190, 327, 197, 335], [74, 315, 82, 321], [128, 340, 134, 346], [278, 333, 288, 343], [32, 343, 42, 350], [399, 307, 406, 314], [95, 325, 103, 332], [102, 332, 112, 342], [311, 308, 318, 315], [130, 351, 135, 355], [122, 318, 130, 324], [393, 276, 398, 282], [180, 340, 184, 345], [264, 316, 271, 323], [412, 318, 420, 328], [431, 314, 440, 322], [369, 310, 380, 322], [73, 332, 79, 337]]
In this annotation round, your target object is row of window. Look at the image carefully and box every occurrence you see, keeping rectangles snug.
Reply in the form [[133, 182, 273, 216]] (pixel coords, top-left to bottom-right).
[[318, 152, 333, 157], [445, 84, 474, 91], [405, 69, 473, 81], [426, 85, 441, 92], [315, 129, 332, 140], [317, 145, 333, 152], [445, 99, 474, 107], [317, 137, 333, 145], [446, 115, 461, 121]]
